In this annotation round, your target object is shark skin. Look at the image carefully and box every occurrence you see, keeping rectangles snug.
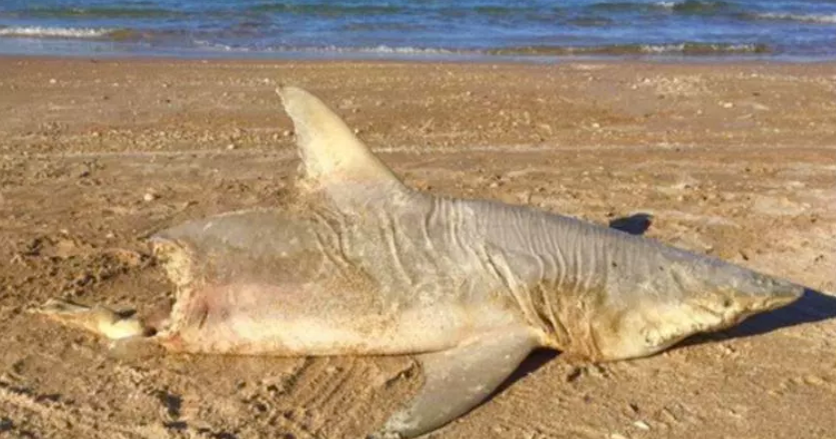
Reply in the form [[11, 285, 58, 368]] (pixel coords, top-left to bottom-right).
[[36, 86, 804, 439]]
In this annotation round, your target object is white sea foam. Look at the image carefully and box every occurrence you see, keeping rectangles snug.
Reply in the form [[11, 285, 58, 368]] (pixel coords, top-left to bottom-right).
[[188, 41, 457, 55], [354, 45, 455, 54], [754, 12, 836, 24], [192, 39, 251, 52], [638, 43, 763, 54], [291, 45, 456, 55], [0, 26, 112, 38]]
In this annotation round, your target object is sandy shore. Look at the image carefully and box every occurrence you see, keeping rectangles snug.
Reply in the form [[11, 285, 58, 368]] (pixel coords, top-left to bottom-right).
[[1, 57, 835, 439]]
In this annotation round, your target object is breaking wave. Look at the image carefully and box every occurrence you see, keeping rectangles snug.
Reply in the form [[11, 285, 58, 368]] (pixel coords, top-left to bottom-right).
[[7, 6, 179, 19], [0, 26, 115, 39], [654, 1, 735, 13], [248, 3, 403, 15], [591, 0, 733, 14], [487, 42, 770, 56], [750, 12, 836, 24]]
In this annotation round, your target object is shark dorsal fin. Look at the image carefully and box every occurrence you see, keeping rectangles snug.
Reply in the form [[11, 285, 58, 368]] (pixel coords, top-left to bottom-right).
[[277, 86, 404, 192]]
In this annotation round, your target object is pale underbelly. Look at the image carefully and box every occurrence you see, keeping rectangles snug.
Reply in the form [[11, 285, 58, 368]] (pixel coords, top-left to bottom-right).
[[157, 282, 520, 356]]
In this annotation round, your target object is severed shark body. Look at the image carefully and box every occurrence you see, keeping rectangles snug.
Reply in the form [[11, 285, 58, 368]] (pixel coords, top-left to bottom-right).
[[38, 86, 803, 438]]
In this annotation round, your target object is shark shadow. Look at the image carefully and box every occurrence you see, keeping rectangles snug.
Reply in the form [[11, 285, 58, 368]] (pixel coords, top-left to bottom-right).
[[608, 213, 654, 236], [719, 287, 836, 339]]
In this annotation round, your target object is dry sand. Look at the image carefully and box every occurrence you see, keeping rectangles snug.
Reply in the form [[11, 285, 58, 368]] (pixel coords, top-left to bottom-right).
[[0, 57, 835, 439]]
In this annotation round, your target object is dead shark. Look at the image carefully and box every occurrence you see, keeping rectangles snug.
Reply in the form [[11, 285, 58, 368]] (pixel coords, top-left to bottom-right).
[[37, 86, 804, 438]]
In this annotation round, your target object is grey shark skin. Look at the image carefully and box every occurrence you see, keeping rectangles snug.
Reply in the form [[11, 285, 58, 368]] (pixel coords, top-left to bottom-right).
[[38, 86, 803, 438]]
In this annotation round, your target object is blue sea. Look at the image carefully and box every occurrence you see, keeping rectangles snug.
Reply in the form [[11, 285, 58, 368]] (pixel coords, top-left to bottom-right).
[[0, 0, 835, 61]]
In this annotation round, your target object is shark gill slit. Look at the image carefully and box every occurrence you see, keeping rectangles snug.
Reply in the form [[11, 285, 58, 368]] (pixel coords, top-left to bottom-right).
[[488, 246, 544, 334], [536, 222, 581, 350], [382, 211, 414, 287], [572, 228, 605, 359], [419, 196, 437, 253], [537, 226, 569, 347], [481, 245, 517, 306], [449, 199, 465, 255], [490, 204, 540, 326], [513, 217, 541, 328], [571, 229, 586, 302], [311, 211, 352, 278]]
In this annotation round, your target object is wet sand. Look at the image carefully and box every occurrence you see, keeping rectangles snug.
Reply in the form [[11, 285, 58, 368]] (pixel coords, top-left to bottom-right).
[[1, 57, 835, 438]]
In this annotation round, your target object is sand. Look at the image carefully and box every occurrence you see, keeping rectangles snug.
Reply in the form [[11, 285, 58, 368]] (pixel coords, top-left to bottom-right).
[[0, 57, 835, 439]]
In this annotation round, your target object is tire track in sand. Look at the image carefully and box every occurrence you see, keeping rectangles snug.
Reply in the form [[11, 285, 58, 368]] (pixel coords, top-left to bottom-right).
[[0, 379, 168, 439]]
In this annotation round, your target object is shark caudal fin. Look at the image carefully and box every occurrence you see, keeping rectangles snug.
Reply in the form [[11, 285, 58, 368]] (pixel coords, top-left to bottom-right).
[[277, 86, 404, 192]]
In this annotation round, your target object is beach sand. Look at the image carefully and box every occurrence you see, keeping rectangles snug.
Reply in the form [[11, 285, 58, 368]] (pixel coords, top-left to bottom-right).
[[1, 57, 835, 438]]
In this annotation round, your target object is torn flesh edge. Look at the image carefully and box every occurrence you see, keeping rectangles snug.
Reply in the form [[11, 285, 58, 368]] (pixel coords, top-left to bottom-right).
[[150, 238, 197, 341]]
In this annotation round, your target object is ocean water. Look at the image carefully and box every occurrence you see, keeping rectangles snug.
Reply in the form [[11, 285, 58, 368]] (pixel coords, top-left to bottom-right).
[[0, 0, 835, 61]]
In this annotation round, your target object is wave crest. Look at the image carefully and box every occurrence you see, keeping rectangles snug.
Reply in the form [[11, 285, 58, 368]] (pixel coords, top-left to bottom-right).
[[0, 26, 113, 38], [752, 12, 836, 24], [487, 42, 770, 56]]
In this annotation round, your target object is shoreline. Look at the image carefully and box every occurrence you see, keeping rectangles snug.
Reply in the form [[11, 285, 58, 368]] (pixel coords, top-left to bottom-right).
[[3, 49, 836, 65], [4, 52, 836, 70]]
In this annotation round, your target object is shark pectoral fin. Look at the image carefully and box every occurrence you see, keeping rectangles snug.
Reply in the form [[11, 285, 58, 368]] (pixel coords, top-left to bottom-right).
[[276, 86, 405, 192], [373, 327, 539, 439]]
